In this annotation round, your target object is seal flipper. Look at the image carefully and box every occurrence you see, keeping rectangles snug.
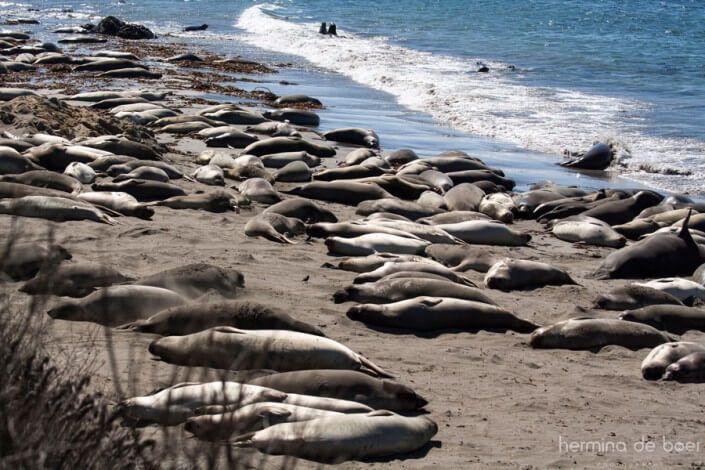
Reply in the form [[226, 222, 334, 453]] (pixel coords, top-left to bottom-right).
[[679, 209, 696, 246], [357, 353, 394, 378]]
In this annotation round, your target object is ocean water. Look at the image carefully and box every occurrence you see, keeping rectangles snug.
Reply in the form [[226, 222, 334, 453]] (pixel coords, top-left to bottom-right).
[[4, 0, 705, 194]]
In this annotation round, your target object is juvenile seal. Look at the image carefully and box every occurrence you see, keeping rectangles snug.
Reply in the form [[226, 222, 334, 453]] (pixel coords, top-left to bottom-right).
[[0, 170, 82, 194], [353, 261, 475, 287], [641, 342, 705, 380], [619, 305, 705, 334], [0, 196, 114, 224], [593, 284, 684, 310], [113, 166, 170, 183], [663, 352, 705, 381], [260, 151, 320, 169], [529, 318, 673, 351], [355, 198, 443, 220], [274, 95, 322, 107], [285, 181, 392, 205], [245, 121, 301, 138], [264, 198, 337, 223], [313, 164, 386, 181], [20, 262, 134, 297], [580, 191, 663, 226], [77, 191, 153, 219], [263, 108, 320, 126], [0, 242, 71, 281], [635, 278, 705, 303], [322, 127, 379, 148], [418, 211, 491, 225], [231, 411, 437, 463], [117, 381, 287, 425], [322, 253, 434, 273], [136, 263, 244, 299], [118, 300, 322, 336], [424, 243, 500, 272], [245, 212, 304, 244], [192, 165, 225, 186], [204, 129, 259, 148], [307, 222, 422, 241], [273, 160, 312, 182], [63, 161, 96, 184], [334, 277, 495, 305], [552, 217, 626, 247], [185, 403, 342, 441], [149, 328, 392, 377], [0, 145, 43, 174], [434, 220, 531, 246], [48, 285, 186, 326], [238, 178, 280, 204], [92, 179, 186, 202], [347, 296, 537, 333], [243, 137, 335, 158], [357, 218, 460, 244], [325, 234, 431, 256], [80, 135, 162, 160], [484, 258, 575, 290]]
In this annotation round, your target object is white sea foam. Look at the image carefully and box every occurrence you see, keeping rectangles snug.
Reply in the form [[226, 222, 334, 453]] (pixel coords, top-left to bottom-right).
[[235, 4, 705, 194]]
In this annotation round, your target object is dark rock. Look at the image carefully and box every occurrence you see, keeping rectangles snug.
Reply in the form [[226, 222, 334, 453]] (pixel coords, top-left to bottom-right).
[[96, 16, 124, 35], [117, 23, 155, 40]]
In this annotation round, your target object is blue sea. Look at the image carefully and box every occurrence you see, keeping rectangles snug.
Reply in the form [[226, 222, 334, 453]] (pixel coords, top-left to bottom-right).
[[3, 0, 705, 194]]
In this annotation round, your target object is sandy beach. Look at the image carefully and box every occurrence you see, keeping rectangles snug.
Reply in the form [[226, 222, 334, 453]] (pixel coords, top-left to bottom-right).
[[3, 18, 705, 470]]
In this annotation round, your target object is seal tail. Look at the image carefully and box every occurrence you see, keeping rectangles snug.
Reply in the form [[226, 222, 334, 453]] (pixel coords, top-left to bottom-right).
[[357, 354, 394, 378], [230, 432, 257, 448], [114, 320, 147, 331]]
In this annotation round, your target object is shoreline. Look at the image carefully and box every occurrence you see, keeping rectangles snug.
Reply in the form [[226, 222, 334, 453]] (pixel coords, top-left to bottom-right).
[[2, 18, 705, 469]]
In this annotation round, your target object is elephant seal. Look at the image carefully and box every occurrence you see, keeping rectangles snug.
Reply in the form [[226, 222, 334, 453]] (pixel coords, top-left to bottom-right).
[[243, 137, 335, 158], [148, 191, 236, 212], [619, 305, 705, 334], [444, 183, 485, 211], [183, 24, 208, 32], [418, 170, 453, 193], [321, 253, 434, 273], [274, 95, 322, 107], [641, 342, 705, 380], [694, 263, 705, 286], [136, 263, 244, 299], [150, 327, 392, 377], [484, 259, 576, 290], [78, 191, 153, 219], [264, 198, 337, 223], [322, 127, 379, 148], [201, 108, 267, 125], [663, 352, 705, 381], [635, 278, 705, 303], [424, 244, 500, 273], [285, 181, 392, 205], [0, 145, 44, 174], [352, 175, 433, 200], [357, 219, 460, 244], [343, 148, 378, 166], [48, 285, 186, 326], [334, 277, 496, 305], [529, 318, 674, 351], [80, 135, 162, 160], [273, 160, 312, 182], [192, 165, 225, 186], [117, 381, 287, 426], [90, 96, 150, 109], [74, 58, 147, 72], [249, 370, 426, 411], [118, 300, 322, 336], [353, 261, 475, 287], [99, 68, 162, 79], [0, 242, 71, 281], [446, 170, 516, 191], [384, 149, 418, 167], [158, 121, 211, 134], [260, 151, 320, 169], [580, 191, 663, 226], [263, 108, 320, 126], [238, 178, 280, 204], [113, 166, 170, 183], [20, 262, 134, 297], [478, 193, 514, 223], [595, 211, 705, 279], [0, 196, 114, 224], [560, 142, 614, 170], [434, 220, 531, 246], [325, 234, 431, 256], [0, 170, 82, 194], [245, 121, 301, 138], [418, 211, 491, 225], [198, 394, 371, 416], [92, 179, 186, 202], [231, 411, 437, 463], [313, 164, 386, 182], [593, 284, 684, 310], [417, 191, 447, 210], [185, 403, 343, 441], [204, 130, 259, 148], [347, 296, 537, 333], [355, 198, 444, 220], [63, 161, 96, 184], [552, 218, 626, 247], [307, 222, 422, 241], [245, 212, 304, 244]]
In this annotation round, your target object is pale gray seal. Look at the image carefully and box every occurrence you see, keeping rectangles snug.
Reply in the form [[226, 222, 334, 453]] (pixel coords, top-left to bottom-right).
[[0, 145, 43, 174], [325, 234, 430, 256], [434, 220, 530, 246], [273, 161, 312, 182], [663, 352, 705, 381], [20, 262, 134, 297], [118, 300, 322, 336], [0, 242, 71, 281], [264, 198, 337, 223], [322, 127, 379, 148], [238, 178, 280, 204], [529, 318, 674, 351], [444, 183, 485, 212], [136, 263, 244, 299], [355, 198, 443, 220], [0, 196, 114, 224], [619, 305, 705, 334], [245, 212, 304, 244], [353, 261, 475, 287], [484, 258, 576, 290], [593, 284, 684, 310], [113, 166, 170, 183], [0, 170, 82, 194], [641, 342, 705, 380], [260, 151, 320, 169], [149, 327, 392, 377]]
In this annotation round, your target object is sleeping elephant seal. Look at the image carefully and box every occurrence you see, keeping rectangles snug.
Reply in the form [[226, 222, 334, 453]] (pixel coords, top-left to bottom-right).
[[559, 142, 613, 170], [593, 284, 684, 310], [231, 411, 437, 463], [0, 242, 71, 281], [322, 127, 379, 148], [20, 262, 134, 297], [0, 196, 115, 224], [353, 261, 475, 286], [245, 212, 305, 244], [117, 300, 322, 336], [77, 191, 154, 220], [529, 318, 674, 351], [149, 327, 392, 377], [238, 178, 280, 204], [185, 402, 342, 441], [484, 259, 576, 290], [47, 285, 187, 326], [136, 263, 244, 299], [273, 161, 312, 182], [619, 305, 705, 334], [347, 296, 536, 333], [0, 170, 81, 194], [335, 277, 497, 306], [242, 137, 335, 158], [595, 210, 705, 279], [424, 243, 501, 273], [355, 198, 444, 220], [325, 234, 430, 256], [248, 370, 426, 411], [92, 179, 186, 202], [263, 108, 320, 127], [444, 183, 485, 212], [641, 342, 705, 380], [264, 198, 337, 223], [285, 181, 392, 205], [147, 190, 235, 212], [580, 190, 663, 226], [663, 352, 705, 381], [116, 381, 287, 426]]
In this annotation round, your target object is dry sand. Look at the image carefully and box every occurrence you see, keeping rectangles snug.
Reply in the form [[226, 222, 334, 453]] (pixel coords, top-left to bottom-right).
[[2, 35, 705, 470]]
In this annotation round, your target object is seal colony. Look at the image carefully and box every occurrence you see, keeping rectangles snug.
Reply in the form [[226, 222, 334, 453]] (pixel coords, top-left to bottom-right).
[[1, 15, 705, 469]]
